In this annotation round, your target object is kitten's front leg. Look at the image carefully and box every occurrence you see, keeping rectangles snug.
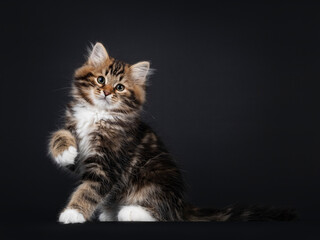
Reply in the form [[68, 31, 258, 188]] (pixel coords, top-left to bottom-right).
[[58, 181, 105, 224], [59, 154, 115, 224], [49, 129, 78, 168]]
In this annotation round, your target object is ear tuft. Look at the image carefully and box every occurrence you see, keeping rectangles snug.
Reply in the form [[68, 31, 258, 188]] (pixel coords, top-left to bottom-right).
[[88, 42, 109, 66], [130, 61, 150, 85]]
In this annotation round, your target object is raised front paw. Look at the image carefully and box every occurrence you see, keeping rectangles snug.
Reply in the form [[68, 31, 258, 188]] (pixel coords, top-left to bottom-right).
[[59, 208, 86, 224], [49, 129, 78, 167], [54, 146, 78, 167]]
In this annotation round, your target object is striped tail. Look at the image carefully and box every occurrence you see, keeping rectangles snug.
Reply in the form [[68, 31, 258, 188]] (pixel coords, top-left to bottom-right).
[[185, 204, 297, 222]]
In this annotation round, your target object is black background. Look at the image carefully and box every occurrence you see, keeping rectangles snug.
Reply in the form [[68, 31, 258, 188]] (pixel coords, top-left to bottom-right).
[[1, 1, 319, 239]]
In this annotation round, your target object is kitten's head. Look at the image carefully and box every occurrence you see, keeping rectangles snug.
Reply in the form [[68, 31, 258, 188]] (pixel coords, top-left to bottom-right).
[[72, 42, 150, 111]]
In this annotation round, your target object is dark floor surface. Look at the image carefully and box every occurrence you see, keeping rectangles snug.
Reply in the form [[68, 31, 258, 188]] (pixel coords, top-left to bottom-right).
[[1, 221, 319, 240]]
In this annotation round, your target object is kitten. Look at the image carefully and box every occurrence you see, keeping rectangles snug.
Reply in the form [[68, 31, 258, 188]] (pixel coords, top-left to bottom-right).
[[49, 43, 296, 223]]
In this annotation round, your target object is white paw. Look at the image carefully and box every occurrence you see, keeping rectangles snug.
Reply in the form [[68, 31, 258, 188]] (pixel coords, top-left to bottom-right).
[[58, 208, 86, 224], [54, 146, 78, 167], [98, 211, 113, 222], [118, 205, 156, 222]]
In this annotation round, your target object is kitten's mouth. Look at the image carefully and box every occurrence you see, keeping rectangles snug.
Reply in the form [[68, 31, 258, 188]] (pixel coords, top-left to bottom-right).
[[104, 95, 112, 100], [97, 93, 110, 100], [95, 92, 113, 105], [101, 95, 112, 104]]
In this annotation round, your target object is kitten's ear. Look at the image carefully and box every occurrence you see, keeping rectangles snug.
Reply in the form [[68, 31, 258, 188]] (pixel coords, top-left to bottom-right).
[[130, 61, 150, 85], [88, 42, 109, 66]]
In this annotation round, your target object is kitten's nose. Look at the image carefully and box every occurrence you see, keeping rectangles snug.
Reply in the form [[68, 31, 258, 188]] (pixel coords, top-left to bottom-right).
[[103, 85, 113, 97], [103, 90, 111, 96]]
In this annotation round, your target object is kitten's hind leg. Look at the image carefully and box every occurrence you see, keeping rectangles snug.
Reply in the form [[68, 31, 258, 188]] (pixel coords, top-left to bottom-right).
[[117, 205, 157, 222], [98, 209, 115, 222], [98, 205, 118, 222], [98, 210, 113, 222]]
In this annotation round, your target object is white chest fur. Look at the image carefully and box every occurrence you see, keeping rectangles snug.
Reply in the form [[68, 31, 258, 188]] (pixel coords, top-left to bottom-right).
[[72, 105, 116, 158]]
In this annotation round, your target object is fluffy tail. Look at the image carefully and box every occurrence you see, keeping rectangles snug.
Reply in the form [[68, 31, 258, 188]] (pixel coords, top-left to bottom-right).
[[185, 204, 297, 222]]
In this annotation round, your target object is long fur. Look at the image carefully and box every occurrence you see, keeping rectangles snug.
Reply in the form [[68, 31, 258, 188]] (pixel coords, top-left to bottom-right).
[[48, 42, 297, 222]]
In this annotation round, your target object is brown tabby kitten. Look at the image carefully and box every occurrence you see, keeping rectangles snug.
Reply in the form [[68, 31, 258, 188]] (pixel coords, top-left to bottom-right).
[[49, 43, 296, 223]]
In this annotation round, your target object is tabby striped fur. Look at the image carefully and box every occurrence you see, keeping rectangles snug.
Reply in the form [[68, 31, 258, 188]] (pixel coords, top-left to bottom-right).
[[49, 43, 296, 223]]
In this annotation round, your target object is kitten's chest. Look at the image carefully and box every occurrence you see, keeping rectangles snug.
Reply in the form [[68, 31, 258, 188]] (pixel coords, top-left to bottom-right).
[[72, 106, 122, 156], [73, 107, 112, 135]]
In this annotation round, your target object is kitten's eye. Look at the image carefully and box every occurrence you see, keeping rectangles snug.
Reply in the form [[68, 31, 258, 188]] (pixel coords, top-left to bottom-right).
[[115, 84, 125, 91], [97, 76, 105, 84]]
